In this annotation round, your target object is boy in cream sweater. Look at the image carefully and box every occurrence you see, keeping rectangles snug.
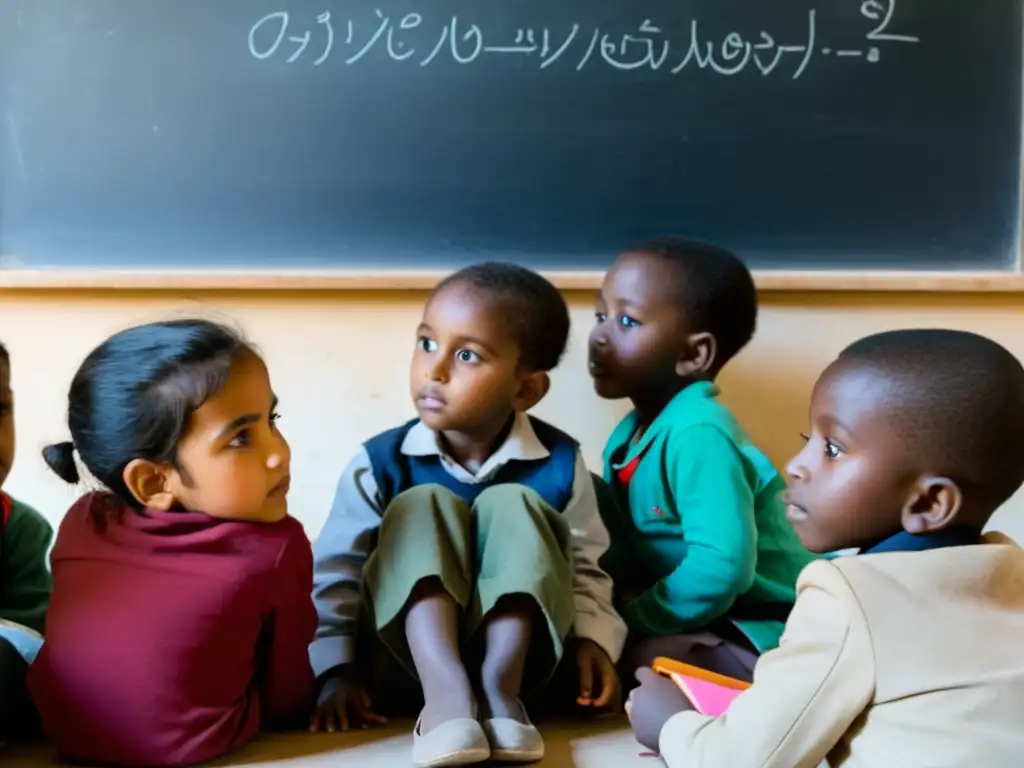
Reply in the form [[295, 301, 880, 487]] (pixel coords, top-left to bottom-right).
[[627, 329, 1024, 768]]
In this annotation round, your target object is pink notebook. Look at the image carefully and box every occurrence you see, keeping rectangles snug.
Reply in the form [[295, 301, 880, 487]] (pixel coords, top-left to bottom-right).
[[669, 672, 745, 716]]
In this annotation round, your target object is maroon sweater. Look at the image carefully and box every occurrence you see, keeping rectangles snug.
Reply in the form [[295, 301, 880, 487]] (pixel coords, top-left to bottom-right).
[[28, 492, 316, 767]]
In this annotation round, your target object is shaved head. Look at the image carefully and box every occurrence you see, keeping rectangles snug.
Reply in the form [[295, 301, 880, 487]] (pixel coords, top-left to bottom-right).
[[837, 329, 1024, 510]]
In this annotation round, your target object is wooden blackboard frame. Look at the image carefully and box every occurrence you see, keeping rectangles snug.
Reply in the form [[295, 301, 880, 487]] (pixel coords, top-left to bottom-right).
[[0, 267, 1023, 292]]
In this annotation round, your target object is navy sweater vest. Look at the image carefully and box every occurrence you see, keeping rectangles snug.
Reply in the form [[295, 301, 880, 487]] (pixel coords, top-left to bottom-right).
[[363, 417, 578, 512]]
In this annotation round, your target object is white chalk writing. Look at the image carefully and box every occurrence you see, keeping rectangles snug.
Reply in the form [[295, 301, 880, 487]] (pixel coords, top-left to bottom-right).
[[248, 1, 920, 78]]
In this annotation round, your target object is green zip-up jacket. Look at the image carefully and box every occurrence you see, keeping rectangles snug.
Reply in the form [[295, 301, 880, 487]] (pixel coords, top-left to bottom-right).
[[0, 493, 53, 635], [599, 382, 816, 652]]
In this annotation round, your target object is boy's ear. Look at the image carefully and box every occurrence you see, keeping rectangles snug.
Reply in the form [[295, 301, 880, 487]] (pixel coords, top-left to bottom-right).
[[675, 332, 718, 378], [901, 475, 963, 535], [122, 458, 177, 511], [513, 371, 550, 412]]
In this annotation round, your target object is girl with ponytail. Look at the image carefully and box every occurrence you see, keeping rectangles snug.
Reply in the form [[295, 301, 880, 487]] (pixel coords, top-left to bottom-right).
[[29, 319, 316, 766]]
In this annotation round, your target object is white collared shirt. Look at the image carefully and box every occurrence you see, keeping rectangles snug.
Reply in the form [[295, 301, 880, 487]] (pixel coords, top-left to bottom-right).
[[310, 412, 626, 676], [398, 412, 552, 483]]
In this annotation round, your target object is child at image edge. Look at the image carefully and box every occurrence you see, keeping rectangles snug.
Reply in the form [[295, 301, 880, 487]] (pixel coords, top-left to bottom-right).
[[0, 341, 53, 742], [628, 329, 1024, 767], [310, 263, 627, 768], [28, 320, 316, 767], [589, 237, 815, 682]]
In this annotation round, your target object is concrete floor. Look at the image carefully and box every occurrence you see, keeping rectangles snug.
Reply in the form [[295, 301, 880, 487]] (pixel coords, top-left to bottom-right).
[[3, 717, 660, 767]]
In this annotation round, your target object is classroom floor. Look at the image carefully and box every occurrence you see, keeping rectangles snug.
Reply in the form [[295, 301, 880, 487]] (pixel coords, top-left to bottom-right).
[[3, 717, 657, 767]]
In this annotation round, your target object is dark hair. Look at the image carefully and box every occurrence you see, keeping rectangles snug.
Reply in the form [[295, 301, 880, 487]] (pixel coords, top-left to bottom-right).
[[839, 329, 1024, 509], [629, 237, 757, 375], [42, 319, 251, 508], [434, 262, 570, 372], [0, 342, 8, 365]]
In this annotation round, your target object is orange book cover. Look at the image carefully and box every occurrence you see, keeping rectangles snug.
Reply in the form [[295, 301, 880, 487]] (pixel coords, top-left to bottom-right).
[[651, 657, 752, 690], [651, 657, 751, 716]]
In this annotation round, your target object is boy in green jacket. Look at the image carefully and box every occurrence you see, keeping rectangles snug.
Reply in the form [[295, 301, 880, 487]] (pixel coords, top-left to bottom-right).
[[0, 342, 53, 740], [588, 238, 815, 683]]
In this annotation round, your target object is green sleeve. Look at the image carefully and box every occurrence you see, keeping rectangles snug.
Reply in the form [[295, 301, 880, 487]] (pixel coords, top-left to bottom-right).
[[1, 498, 54, 634], [623, 426, 757, 635]]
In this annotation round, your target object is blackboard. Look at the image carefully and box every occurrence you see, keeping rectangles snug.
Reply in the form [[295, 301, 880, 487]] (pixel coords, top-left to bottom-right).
[[0, 1, 1021, 271]]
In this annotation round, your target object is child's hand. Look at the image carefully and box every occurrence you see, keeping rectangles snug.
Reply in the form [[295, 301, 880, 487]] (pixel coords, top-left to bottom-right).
[[308, 673, 388, 733], [575, 638, 620, 710], [625, 667, 692, 752]]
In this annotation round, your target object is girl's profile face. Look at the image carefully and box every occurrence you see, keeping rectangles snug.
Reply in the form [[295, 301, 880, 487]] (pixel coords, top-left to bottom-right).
[[168, 351, 291, 522]]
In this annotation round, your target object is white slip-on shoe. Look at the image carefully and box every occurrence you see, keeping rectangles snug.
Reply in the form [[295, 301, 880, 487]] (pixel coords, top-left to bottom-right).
[[411, 713, 492, 768], [483, 701, 545, 764]]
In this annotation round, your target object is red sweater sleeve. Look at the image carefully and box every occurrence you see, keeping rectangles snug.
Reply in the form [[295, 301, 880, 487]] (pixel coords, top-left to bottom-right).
[[260, 527, 317, 726]]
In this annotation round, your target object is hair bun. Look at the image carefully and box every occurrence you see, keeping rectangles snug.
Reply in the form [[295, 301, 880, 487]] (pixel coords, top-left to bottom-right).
[[42, 441, 80, 485]]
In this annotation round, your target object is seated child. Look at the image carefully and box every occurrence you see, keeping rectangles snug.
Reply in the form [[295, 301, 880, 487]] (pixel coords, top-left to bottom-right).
[[589, 237, 816, 682], [627, 329, 1024, 767], [28, 319, 316, 767], [310, 263, 626, 767], [0, 341, 53, 741]]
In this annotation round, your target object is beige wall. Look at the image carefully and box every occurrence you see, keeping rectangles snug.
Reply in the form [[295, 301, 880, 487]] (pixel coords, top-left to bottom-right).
[[2, 289, 1022, 543]]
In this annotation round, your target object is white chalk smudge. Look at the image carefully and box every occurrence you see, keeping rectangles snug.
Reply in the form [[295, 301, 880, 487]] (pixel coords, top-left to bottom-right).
[[6, 115, 26, 178]]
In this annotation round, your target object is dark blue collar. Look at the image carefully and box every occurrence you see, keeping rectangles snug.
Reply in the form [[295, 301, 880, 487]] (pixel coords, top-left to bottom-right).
[[863, 526, 983, 555]]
